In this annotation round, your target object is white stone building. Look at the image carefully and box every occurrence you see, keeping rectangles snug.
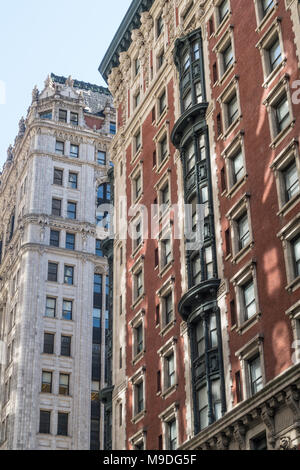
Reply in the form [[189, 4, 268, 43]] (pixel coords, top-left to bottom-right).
[[0, 74, 115, 450]]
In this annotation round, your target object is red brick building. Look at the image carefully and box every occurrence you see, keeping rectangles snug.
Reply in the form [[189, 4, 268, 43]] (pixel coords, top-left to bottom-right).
[[99, 0, 300, 450]]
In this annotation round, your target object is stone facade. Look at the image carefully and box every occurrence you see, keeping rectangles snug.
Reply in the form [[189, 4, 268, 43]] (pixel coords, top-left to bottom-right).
[[0, 74, 115, 449]]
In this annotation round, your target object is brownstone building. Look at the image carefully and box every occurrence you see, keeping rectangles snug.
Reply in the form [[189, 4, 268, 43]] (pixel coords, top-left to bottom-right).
[[99, 0, 300, 450]]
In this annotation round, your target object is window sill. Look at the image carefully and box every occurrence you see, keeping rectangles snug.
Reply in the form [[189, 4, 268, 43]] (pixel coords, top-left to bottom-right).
[[131, 294, 145, 311], [160, 320, 176, 338], [156, 153, 170, 174], [217, 62, 235, 87], [231, 241, 253, 265], [262, 58, 287, 89], [286, 276, 300, 293], [159, 260, 174, 279], [132, 192, 144, 207], [236, 312, 262, 335], [131, 147, 143, 166], [222, 114, 242, 141], [277, 192, 300, 218], [131, 410, 146, 425], [131, 242, 144, 259], [226, 173, 248, 199], [155, 107, 168, 127], [270, 120, 296, 150], [161, 384, 177, 399], [214, 11, 231, 38], [132, 350, 145, 367], [255, 3, 278, 33]]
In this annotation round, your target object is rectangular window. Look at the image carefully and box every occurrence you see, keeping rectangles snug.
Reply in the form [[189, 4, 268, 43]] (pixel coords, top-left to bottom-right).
[[136, 382, 144, 414], [164, 292, 173, 325], [195, 321, 205, 357], [283, 161, 300, 202], [161, 238, 171, 267], [50, 230, 60, 247], [223, 42, 233, 72], [251, 432, 268, 450], [261, 0, 274, 18], [70, 112, 78, 126], [47, 262, 58, 282], [237, 214, 250, 251], [110, 122, 116, 135], [61, 336, 71, 357], [43, 333, 54, 354], [248, 355, 263, 395], [53, 169, 63, 186], [65, 233, 75, 250], [243, 280, 256, 320], [39, 411, 51, 434], [159, 90, 166, 115], [268, 37, 282, 72], [51, 198, 61, 217], [274, 94, 290, 134], [135, 58, 140, 76], [192, 255, 201, 285], [96, 239, 103, 257], [134, 91, 140, 108], [55, 141, 64, 155], [218, 0, 229, 24], [232, 150, 244, 184], [135, 270, 143, 299], [227, 93, 238, 126], [41, 371, 52, 393], [292, 235, 300, 278], [62, 300, 73, 320], [59, 374, 70, 396], [135, 324, 143, 355], [97, 150, 106, 165], [158, 51, 164, 69], [58, 109, 67, 122], [198, 385, 209, 430], [45, 297, 56, 318], [39, 110, 52, 120], [70, 144, 79, 158], [134, 173, 142, 200], [157, 15, 164, 38], [67, 202, 77, 219], [64, 265, 74, 285], [135, 130, 141, 153], [166, 353, 175, 388], [57, 413, 68, 436], [68, 172, 78, 189], [168, 419, 177, 450], [161, 183, 170, 206]]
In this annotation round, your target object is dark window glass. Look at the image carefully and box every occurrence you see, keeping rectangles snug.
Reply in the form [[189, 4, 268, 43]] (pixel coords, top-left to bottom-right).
[[50, 230, 60, 247], [59, 374, 70, 395], [283, 161, 299, 202], [40, 110, 52, 120], [58, 109, 67, 122], [251, 432, 267, 450], [110, 122, 116, 135], [292, 235, 300, 278], [39, 411, 51, 434], [55, 141, 64, 155], [168, 419, 177, 450], [157, 15, 164, 37], [97, 150, 106, 165], [43, 333, 54, 354], [70, 112, 78, 126], [275, 95, 290, 133], [136, 382, 144, 414], [136, 324, 143, 355], [70, 144, 79, 158], [53, 169, 63, 186], [57, 413, 68, 436], [96, 239, 103, 257], [61, 336, 71, 357], [47, 262, 58, 282], [65, 233, 75, 250], [51, 199, 61, 217], [262, 0, 274, 17], [41, 371, 52, 393]]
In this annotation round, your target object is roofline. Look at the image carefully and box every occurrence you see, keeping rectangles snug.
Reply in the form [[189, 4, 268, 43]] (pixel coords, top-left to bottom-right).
[[99, 0, 154, 83], [51, 73, 111, 96]]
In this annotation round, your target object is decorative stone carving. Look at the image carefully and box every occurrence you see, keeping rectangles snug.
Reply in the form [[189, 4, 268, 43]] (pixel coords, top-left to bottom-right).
[[32, 85, 39, 102], [66, 75, 74, 87], [18, 117, 26, 137], [44, 74, 54, 89], [279, 436, 297, 450], [6, 145, 13, 162], [233, 421, 246, 450]]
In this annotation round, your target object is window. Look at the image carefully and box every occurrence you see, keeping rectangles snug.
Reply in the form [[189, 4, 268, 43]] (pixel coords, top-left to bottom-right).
[[159, 90, 166, 115], [166, 353, 175, 389], [135, 130, 141, 154], [274, 94, 290, 134], [248, 354, 263, 395], [62, 300, 73, 320], [251, 432, 268, 450], [133, 173, 142, 201], [191, 255, 201, 286], [64, 265, 74, 285], [261, 0, 274, 18], [160, 182, 170, 206], [157, 50, 164, 69], [70, 144, 79, 158], [57, 413, 68, 436], [163, 292, 173, 326], [67, 201, 77, 219], [211, 379, 222, 421], [186, 141, 195, 174], [283, 161, 299, 203], [45, 297, 56, 318], [134, 270, 143, 300], [198, 385, 209, 430], [227, 93, 238, 126], [134, 58, 140, 76], [218, 0, 229, 24], [61, 336, 71, 357], [47, 262, 58, 282], [59, 374, 70, 395], [51, 198, 61, 217], [157, 14, 164, 38], [222, 42, 234, 73], [65, 233, 75, 250], [93, 308, 101, 328], [135, 324, 143, 356], [55, 141, 64, 155], [41, 371, 52, 393], [39, 110, 52, 120], [159, 135, 168, 163], [135, 382, 144, 414], [161, 238, 171, 267], [133, 220, 142, 250], [168, 419, 177, 450], [70, 112, 78, 126], [59, 109, 67, 122], [268, 36, 282, 72], [68, 172, 78, 189], [50, 230, 60, 247], [242, 280, 256, 320], [110, 122, 116, 135], [204, 246, 214, 279], [97, 150, 106, 165], [134, 90, 140, 109], [183, 89, 192, 111], [232, 149, 244, 185], [39, 411, 51, 434], [237, 213, 250, 251], [43, 333, 54, 354], [53, 169, 63, 186], [292, 235, 300, 279], [96, 239, 103, 257]]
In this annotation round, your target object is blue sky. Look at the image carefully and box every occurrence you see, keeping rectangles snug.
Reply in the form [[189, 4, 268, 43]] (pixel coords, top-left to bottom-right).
[[0, 0, 132, 168]]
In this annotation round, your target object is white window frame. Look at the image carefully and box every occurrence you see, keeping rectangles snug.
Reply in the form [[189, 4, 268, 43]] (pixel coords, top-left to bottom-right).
[[226, 194, 253, 263], [277, 213, 300, 292], [130, 308, 146, 365], [157, 276, 176, 336], [158, 402, 179, 450], [253, 0, 278, 32], [235, 334, 265, 399], [158, 336, 178, 398], [217, 77, 241, 139], [213, 25, 235, 84], [130, 366, 146, 423], [222, 130, 247, 197]]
